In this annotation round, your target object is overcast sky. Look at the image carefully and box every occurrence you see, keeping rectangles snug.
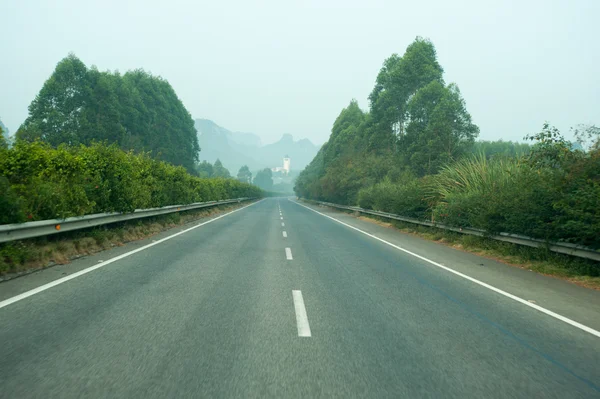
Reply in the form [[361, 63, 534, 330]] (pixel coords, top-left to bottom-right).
[[1, 0, 598, 145]]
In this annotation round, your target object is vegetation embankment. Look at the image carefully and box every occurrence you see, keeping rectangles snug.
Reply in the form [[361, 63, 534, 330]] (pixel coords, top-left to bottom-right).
[[0, 141, 262, 278], [14, 54, 199, 172], [0, 141, 262, 225], [295, 37, 599, 283], [0, 54, 265, 279]]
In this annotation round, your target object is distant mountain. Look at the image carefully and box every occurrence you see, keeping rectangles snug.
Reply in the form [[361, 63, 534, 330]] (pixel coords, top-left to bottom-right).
[[259, 134, 321, 172], [229, 130, 262, 147], [194, 119, 320, 174], [195, 119, 263, 172]]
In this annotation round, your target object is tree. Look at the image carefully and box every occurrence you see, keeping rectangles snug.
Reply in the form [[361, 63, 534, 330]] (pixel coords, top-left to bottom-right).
[[525, 123, 574, 169], [120, 69, 199, 171], [295, 145, 327, 199], [195, 161, 214, 178], [212, 159, 231, 178], [323, 100, 366, 164], [237, 165, 252, 183], [401, 81, 479, 175], [19, 54, 89, 145], [0, 117, 9, 148], [471, 140, 531, 159], [572, 124, 600, 152], [253, 168, 273, 191], [295, 37, 478, 201], [0, 125, 7, 149], [368, 37, 444, 152], [17, 54, 200, 172]]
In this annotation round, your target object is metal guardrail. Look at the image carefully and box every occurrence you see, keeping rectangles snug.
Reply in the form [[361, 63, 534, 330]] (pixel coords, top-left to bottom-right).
[[0, 198, 254, 243], [307, 200, 600, 262]]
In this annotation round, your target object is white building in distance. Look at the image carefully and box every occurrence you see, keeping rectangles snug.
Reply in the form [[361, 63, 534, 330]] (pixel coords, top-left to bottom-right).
[[271, 155, 291, 175]]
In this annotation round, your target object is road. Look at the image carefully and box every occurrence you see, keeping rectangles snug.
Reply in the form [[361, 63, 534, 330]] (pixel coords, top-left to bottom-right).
[[1, 198, 599, 398]]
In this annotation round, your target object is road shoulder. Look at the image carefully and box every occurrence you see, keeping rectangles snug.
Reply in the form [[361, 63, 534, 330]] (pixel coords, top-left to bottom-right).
[[0, 202, 258, 302]]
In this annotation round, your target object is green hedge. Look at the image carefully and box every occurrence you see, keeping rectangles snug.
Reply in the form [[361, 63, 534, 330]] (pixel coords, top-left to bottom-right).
[[0, 141, 262, 224], [355, 152, 600, 250]]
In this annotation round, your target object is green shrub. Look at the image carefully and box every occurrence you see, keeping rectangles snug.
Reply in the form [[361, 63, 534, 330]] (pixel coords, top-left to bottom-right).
[[0, 141, 263, 223], [357, 175, 430, 219], [430, 155, 555, 235], [0, 177, 23, 224], [357, 185, 375, 209], [551, 150, 600, 247], [429, 151, 600, 249]]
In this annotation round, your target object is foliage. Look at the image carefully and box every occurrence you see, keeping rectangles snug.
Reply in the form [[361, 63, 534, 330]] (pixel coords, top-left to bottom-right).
[[429, 155, 554, 238], [0, 118, 9, 149], [195, 161, 214, 178], [0, 118, 8, 134], [253, 168, 273, 191], [17, 54, 199, 172], [236, 165, 252, 183], [0, 125, 7, 149], [0, 177, 23, 224], [195, 159, 233, 179], [571, 124, 600, 152], [0, 141, 262, 224], [296, 37, 478, 201], [212, 159, 231, 178], [358, 175, 430, 219], [294, 36, 600, 252], [368, 37, 444, 152], [525, 123, 574, 169], [471, 140, 531, 159], [400, 81, 479, 176], [523, 124, 600, 247]]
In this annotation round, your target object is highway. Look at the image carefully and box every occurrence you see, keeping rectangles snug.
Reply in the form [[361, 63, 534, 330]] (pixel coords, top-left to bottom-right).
[[1, 198, 599, 398]]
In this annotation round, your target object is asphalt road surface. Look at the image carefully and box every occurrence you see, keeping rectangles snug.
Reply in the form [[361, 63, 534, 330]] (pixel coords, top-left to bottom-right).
[[1, 198, 599, 398]]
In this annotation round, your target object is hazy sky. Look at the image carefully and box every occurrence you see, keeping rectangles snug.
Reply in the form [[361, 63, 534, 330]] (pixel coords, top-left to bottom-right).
[[1, 0, 598, 145]]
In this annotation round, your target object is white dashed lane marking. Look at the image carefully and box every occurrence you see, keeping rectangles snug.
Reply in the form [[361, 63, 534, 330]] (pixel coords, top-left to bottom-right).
[[292, 290, 311, 337]]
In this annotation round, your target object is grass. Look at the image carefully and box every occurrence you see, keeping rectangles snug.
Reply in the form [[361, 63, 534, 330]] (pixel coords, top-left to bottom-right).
[[430, 153, 522, 200], [353, 211, 600, 290], [0, 203, 247, 280]]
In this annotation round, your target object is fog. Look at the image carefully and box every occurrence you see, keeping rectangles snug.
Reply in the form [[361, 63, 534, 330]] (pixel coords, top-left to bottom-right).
[[1, 0, 598, 144]]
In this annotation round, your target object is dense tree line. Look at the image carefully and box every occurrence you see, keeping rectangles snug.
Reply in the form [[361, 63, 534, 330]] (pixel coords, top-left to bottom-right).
[[470, 140, 530, 159], [253, 168, 273, 191], [296, 38, 478, 204], [236, 165, 252, 183], [196, 159, 232, 179], [295, 37, 600, 249], [16, 54, 199, 172]]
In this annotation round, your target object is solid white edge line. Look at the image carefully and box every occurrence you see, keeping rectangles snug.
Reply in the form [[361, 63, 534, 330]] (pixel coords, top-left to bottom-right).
[[292, 290, 312, 337], [290, 200, 600, 338], [283, 231, 288, 238], [285, 247, 293, 260], [0, 200, 264, 310]]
